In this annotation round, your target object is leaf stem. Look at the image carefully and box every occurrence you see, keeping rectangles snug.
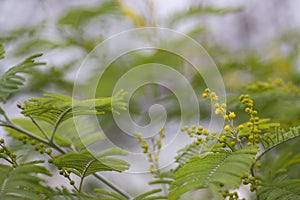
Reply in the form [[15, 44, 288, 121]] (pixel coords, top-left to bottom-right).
[[0, 123, 65, 154], [93, 173, 132, 199], [28, 116, 50, 140], [50, 107, 72, 143]]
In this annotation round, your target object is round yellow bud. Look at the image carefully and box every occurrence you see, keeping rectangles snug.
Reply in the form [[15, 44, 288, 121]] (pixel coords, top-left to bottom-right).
[[202, 93, 208, 98], [247, 122, 253, 128], [224, 115, 229, 120], [224, 125, 230, 132], [215, 108, 222, 115], [238, 125, 244, 130], [245, 107, 251, 113], [229, 112, 236, 119]]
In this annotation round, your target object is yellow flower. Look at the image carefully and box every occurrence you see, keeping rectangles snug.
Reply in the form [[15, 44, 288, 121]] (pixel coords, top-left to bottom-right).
[[229, 112, 236, 119], [197, 126, 203, 131], [224, 125, 230, 132], [202, 93, 208, 98], [224, 115, 229, 120], [247, 122, 253, 127], [210, 92, 218, 101], [238, 125, 244, 130], [205, 88, 210, 93], [215, 108, 222, 115], [245, 107, 251, 113]]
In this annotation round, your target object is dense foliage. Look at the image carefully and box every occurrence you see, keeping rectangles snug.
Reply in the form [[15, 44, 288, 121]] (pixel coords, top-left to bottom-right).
[[0, 1, 299, 200]]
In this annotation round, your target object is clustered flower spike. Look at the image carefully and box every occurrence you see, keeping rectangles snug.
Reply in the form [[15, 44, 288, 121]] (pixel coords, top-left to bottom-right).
[[239, 94, 261, 146], [246, 78, 300, 94], [134, 127, 166, 175]]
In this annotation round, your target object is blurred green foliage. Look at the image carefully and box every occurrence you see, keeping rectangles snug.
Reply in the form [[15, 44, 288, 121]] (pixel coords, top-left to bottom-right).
[[0, 1, 299, 199]]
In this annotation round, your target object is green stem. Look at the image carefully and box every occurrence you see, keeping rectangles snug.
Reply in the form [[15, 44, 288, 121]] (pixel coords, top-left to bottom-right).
[[0, 123, 65, 154], [50, 107, 72, 143], [29, 116, 49, 140], [79, 160, 95, 192], [93, 173, 132, 199]]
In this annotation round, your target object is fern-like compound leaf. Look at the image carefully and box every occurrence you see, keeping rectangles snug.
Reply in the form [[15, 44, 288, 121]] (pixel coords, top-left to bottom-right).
[[0, 161, 52, 200], [258, 179, 300, 200], [94, 189, 128, 200], [48, 186, 96, 200], [20, 90, 127, 125], [169, 146, 259, 199], [134, 189, 167, 200], [175, 143, 202, 166], [53, 150, 129, 178], [0, 54, 45, 103], [260, 126, 300, 152]]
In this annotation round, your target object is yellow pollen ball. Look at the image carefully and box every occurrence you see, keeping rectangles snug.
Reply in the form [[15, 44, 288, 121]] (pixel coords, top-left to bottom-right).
[[229, 112, 236, 118], [224, 125, 230, 132]]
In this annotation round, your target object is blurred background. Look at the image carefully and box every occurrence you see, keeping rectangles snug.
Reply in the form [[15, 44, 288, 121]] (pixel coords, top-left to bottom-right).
[[0, 0, 299, 199]]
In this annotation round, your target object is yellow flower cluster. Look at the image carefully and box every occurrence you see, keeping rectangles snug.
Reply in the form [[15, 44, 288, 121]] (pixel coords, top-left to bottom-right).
[[246, 78, 300, 94], [134, 127, 166, 175], [181, 125, 211, 145], [239, 94, 261, 146]]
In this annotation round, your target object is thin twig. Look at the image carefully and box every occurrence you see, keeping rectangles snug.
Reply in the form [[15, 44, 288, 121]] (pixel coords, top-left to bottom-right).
[[50, 107, 72, 143], [29, 116, 50, 140], [93, 173, 132, 199]]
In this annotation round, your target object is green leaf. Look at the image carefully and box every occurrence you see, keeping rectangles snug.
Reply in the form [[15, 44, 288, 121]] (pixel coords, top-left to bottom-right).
[[0, 54, 45, 103], [175, 143, 202, 166], [0, 162, 52, 200], [169, 147, 259, 199], [260, 126, 300, 151], [0, 42, 5, 59], [20, 90, 127, 125], [53, 150, 129, 178], [134, 189, 167, 200], [48, 186, 96, 200], [94, 189, 127, 200], [169, 6, 242, 26], [59, 1, 120, 28], [258, 179, 300, 200]]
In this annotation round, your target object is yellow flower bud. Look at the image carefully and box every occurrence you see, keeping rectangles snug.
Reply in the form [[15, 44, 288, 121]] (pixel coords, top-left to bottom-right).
[[224, 125, 230, 132], [238, 125, 244, 130], [215, 108, 222, 115], [229, 112, 236, 119], [247, 122, 253, 127]]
